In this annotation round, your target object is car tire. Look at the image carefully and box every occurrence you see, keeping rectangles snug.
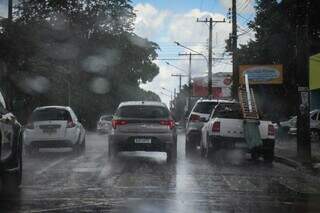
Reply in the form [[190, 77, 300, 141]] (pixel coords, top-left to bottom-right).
[[200, 141, 205, 158], [167, 141, 177, 162], [185, 136, 197, 155], [310, 129, 320, 143], [262, 139, 275, 163], [251, 151, 260, 161], [2, 137, 22, 195], [80, 138, 86, 153], [108, 140, 117, 159]]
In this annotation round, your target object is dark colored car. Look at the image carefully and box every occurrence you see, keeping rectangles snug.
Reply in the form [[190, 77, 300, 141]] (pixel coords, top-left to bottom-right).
[[0, 91, 23, 194]]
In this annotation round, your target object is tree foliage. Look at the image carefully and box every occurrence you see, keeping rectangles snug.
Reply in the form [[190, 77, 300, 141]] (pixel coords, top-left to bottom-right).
[[0, 0, 160, 128], [227, 0, 320, 119]]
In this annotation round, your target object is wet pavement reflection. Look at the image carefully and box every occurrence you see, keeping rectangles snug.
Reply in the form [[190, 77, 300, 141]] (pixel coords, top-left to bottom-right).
[[0, 131, 320, 212]]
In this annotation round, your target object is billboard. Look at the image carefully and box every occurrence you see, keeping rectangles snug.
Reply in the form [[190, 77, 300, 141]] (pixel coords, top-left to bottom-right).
[[310, 53, 320, 90], [239, 65, 283, 85], [192, 72, 232, 98]]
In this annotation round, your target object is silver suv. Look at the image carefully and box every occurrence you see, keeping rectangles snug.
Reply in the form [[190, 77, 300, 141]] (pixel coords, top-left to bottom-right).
[[108, 101, 177, 161]]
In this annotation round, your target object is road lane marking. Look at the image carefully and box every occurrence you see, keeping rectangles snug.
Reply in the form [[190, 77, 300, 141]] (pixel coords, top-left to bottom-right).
[[35, 158, 66, 175]]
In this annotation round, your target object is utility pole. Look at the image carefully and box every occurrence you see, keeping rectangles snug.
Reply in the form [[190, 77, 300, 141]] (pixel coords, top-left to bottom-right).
[[178, 52, 201, 110], [8, 0, 13, 21], [231, 0, 238, 99], [171, 74, 187, 92], [296, 0, 311, 163], [197, 17, 225, 99]]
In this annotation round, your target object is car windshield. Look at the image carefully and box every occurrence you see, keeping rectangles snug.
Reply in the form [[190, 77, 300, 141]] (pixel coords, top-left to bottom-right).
[[116, 105, 169, 119], [193, 102, 218, 114], [32, 108, 71, 121], [1, 0, 320, 212]]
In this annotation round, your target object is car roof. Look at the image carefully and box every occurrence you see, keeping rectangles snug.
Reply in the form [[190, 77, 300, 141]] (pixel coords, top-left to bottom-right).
[[34, 106, 71, 111], [196, 99, 236, 104], [118, 101, 167, 108]]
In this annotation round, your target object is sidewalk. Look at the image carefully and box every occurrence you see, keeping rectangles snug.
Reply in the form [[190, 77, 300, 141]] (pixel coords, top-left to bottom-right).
[[275, 136, 320, 169]]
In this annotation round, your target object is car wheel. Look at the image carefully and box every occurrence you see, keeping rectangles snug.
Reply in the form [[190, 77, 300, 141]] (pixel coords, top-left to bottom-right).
[[2, 140, 22, 194], [200, 141, 205, 158], [251, 151, 260, 161], [80, 138, 86, 153], [185, 136, 197, 155], [310, 129, 320, 143], [167, 142, 177, 162], [263, 149, 274, 163], [108, 140, 117, 159]]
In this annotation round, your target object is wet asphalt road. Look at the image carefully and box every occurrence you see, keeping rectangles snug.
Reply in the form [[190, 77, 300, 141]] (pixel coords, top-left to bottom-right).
[[1, 131, 320, 212]]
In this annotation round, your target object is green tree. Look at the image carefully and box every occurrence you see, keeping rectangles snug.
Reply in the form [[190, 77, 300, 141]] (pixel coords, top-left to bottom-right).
[[0, 0, 160, 128]]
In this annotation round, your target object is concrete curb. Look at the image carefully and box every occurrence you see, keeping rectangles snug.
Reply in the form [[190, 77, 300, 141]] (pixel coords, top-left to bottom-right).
[[274, 155, 301, 169]]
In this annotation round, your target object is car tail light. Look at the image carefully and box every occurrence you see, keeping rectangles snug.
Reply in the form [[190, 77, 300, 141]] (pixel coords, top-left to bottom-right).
[[268, 124, 275, 136], [212, 121, 220, 132], [112, 119, 128, 129], [160, 120, 175, 129], [190, 114, 200, 122], [67, 120, 76, 128], [26, 123, 34, 129]]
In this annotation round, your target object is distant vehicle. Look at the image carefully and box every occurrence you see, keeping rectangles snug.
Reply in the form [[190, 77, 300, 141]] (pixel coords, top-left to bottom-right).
[[108, 101, 177, 161], [185, 99, 233, 153], [279, 109, 320, 142], [97, 115, 113, 134], [0, 91, 23, 193], [23, 106, 86, 154], [201, 102, 276, 162]]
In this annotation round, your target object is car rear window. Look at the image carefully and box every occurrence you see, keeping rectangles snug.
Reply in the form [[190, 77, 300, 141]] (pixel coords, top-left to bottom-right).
[[116, 105, 169, 119], [213, 103, 242, 119], [32, 108, 71, 121], [193, 102, 218, 114]]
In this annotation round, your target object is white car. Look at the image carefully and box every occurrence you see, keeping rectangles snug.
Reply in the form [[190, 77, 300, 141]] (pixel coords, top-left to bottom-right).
[[201, 102, 276, 162], [280, 109, 320, 142], [97, 115, 113, 134], [23, 106, 86, 154], [185, 99, 233, 153]]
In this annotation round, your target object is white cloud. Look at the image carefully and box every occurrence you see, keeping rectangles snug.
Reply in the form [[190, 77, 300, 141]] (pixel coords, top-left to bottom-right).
[[134, 3, 170, 39]]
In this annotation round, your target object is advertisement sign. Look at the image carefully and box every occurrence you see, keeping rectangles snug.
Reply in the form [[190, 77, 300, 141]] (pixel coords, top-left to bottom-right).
[[239, 65, 283, 85], [310, 53, 320, 90], [192, 72, 232, 98]]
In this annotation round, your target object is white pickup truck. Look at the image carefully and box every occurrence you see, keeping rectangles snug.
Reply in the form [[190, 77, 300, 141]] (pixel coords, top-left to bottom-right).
[[200, 101, 276, 162]]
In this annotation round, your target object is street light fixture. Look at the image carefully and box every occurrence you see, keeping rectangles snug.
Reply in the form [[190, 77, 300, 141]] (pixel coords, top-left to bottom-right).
[[174, 41, 208, 63], [165, 61, 187, 74]]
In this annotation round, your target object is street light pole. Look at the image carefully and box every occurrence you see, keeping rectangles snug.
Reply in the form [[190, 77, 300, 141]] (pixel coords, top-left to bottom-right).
[[8, 0, 12, 21]]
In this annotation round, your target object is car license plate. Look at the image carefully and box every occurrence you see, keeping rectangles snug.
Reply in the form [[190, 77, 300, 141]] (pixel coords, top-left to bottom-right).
[[43, 129, 57, 134], [134, 138, 151, 144]]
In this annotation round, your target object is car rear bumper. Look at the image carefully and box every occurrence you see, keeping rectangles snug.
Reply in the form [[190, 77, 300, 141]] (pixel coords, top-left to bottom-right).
[[23, 130, 78, 146], [110, 133, 175, 152], [26, 140, 75, 148], [208, 136, 275, 150]]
